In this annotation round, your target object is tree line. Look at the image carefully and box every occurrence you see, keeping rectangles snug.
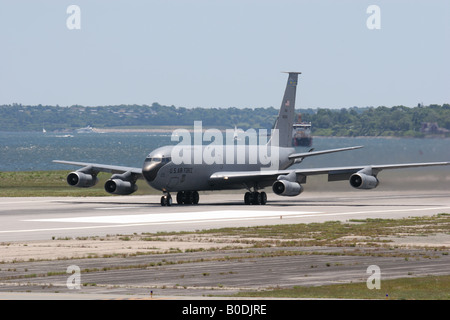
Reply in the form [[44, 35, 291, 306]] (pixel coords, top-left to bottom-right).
[[300, 104, 450, 137], [1, 103, 449, 137]]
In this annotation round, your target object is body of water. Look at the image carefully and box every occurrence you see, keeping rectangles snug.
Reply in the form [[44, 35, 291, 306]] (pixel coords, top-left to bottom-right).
[[1, 131, 450, 172]]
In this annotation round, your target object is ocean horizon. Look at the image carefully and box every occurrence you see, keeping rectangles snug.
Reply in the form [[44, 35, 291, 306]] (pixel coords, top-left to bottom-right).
[[1, 131, 450, 172]]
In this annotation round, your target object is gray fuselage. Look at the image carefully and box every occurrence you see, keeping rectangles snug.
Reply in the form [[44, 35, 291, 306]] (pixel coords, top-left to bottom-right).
[[142, 145, 295, 192]]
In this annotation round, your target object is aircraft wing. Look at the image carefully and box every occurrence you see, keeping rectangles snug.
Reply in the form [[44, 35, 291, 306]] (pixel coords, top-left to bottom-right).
[[53, 160, 143, 178], [288, 146, 363, 160], [209, 161, 450, 185]]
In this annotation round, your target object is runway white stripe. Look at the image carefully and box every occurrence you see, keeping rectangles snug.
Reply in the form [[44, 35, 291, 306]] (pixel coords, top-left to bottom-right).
[[24, 205, 450, 226], [0, 206, 448, 235], [25, 210, 320, 224]]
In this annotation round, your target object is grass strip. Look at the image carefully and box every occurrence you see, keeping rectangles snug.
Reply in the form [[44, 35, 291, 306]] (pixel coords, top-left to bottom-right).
[[232, 274, 450, 300], [0, 170, 159, 197]]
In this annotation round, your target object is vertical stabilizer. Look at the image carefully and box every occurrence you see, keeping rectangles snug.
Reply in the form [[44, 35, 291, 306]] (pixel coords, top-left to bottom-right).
[[270, 72, 301, 148]]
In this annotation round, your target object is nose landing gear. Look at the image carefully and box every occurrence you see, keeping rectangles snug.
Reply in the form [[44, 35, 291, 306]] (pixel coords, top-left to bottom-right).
[[160, 193, 172, 206]]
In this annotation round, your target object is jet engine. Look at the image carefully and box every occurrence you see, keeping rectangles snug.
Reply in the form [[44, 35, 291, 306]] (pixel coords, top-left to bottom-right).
[[272, 171, 303, 196], [349, 172, 379, 189], [272, 180, 303, 196], [67, 172, 98, 188], [104, 179, 138, 195], [103, 171, 138, 195]]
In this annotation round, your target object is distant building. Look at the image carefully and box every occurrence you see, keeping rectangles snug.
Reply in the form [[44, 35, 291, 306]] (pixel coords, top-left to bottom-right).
[[420, 122, 450, 135]]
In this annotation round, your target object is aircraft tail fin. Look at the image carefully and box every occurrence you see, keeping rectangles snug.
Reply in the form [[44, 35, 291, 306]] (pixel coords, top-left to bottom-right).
[[269, 72, 301, 148]]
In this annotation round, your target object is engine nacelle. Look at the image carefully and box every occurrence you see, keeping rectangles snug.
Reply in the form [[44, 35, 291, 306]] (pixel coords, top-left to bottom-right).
[[67, 172, 98, 188], [349, 173, 379, 189], [104, 179, 138, 195], [272, 180, 303, 197]]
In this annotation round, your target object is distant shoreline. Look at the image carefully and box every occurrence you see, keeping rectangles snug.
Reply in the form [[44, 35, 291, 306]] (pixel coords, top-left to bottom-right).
[[2, 128, 450, 139], [93, 127, 177, 133], [83, 128, 450, 139]]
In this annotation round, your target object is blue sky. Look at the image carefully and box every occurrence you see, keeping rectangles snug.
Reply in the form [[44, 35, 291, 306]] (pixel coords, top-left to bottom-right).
[[0, 0, 449, 109]]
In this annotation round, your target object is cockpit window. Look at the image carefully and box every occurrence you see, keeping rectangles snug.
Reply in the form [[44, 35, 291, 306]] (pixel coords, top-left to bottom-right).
[[146, 157, 172, 163]]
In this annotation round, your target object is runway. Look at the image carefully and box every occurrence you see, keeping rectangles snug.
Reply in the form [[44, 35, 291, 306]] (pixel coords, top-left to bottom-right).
[[1, 189, 450, 299], [1, 190, 449, 242]]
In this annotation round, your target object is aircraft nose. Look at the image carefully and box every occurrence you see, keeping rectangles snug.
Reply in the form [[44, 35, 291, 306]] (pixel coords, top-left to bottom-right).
[[142, 159, 163, 182]]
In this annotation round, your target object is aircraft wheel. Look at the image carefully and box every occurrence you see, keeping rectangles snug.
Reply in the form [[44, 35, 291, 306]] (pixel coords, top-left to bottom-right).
[[192, 191, 199, 204], [260, 191, 267, 205], [253, 192, 262, 205], [244, 192, 251, 205], [176, 191, 199, 205], [161, 195, 172, 206], [244, 191, 266, 205], [184, 191, 193, 204], [176, 191, 185, 205]]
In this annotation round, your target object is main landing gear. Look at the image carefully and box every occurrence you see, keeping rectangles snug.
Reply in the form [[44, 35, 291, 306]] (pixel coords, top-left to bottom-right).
[[176, 191, 199, 205], [161, 190, 266, 206], [244, 191, 267, 205], [160, 191, 200, 206]]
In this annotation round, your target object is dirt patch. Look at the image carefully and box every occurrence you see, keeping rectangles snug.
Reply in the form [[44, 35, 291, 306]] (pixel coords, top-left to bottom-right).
[[383, 233, 450, 248], [0, 236, 250, 263], [1, 231, 449, 264]]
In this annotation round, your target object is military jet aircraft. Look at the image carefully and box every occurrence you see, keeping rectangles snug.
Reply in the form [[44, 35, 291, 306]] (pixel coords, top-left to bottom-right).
[[54, 72, 449, 206]]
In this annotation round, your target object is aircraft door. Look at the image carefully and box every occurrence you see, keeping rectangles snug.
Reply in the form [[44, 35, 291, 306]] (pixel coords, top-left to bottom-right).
[[166, 177, 179, 189]]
